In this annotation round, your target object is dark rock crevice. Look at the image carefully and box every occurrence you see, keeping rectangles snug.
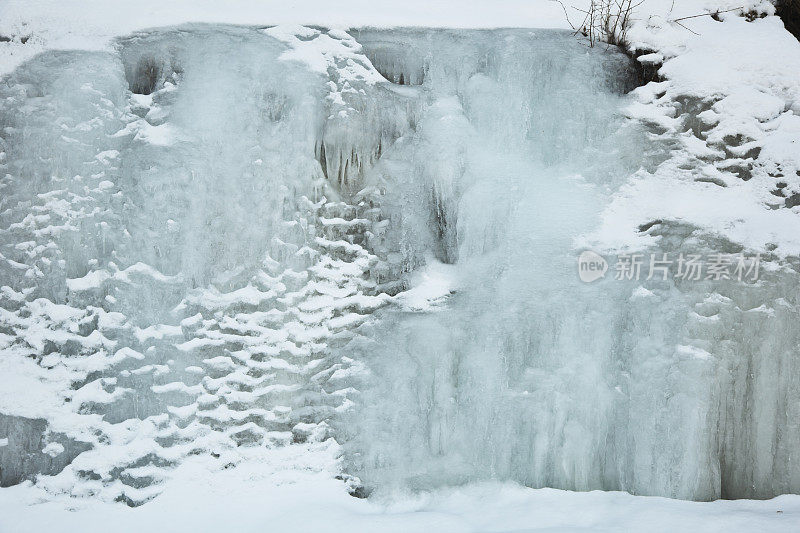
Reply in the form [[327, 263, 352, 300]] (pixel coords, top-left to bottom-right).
[[777, 0, 800, 40]]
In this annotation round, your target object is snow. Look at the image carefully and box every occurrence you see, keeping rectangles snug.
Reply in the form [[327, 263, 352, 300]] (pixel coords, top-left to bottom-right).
[[66, 270, 111, 291], [42, 442, 66, 458], [0, 0, 583, 79], [393, 259, 458, 311], [1, 444, 798, 533], [0, 351, 75, 421], [585, 165, 800, 255], [591, 1, 800, 256], [264, 25, 384, 86]]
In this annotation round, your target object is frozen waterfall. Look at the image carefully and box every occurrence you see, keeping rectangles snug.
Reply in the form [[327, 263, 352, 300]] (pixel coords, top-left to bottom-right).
[[0, 25, 798, 507]]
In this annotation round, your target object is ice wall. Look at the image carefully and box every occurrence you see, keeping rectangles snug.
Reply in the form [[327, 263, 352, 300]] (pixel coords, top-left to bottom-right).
[[337, 29, 800, 501], [0, 25, 798, 506], [0, 24, 402, 505]]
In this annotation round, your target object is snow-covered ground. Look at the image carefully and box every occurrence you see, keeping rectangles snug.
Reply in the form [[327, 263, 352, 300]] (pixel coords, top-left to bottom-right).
[[1, 442, 799, 533], [2, 1, 800, 532]]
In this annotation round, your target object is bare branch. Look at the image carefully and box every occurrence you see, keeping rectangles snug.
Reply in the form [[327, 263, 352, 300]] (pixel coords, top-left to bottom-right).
[[556, 0, 641, 48], [673, 20, 700, 35], [670, 6, 744, 23], [550, 0, 576, 30]]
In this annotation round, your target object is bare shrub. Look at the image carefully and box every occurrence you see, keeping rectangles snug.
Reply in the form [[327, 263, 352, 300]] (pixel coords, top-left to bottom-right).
[[554, 0, 643, 48]]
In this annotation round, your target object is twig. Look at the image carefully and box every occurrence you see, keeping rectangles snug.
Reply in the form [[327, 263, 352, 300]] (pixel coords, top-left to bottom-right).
[[673, 20, 700, 35], [670, 6, 744, 23], [550, 0, 576, 30]]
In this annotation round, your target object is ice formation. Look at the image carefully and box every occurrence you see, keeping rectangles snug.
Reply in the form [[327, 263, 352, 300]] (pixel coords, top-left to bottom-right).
[[0, 23, 798, 509]]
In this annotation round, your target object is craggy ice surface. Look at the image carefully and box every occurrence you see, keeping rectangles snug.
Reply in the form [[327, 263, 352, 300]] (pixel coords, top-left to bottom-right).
[[0, 24, 799, 520]]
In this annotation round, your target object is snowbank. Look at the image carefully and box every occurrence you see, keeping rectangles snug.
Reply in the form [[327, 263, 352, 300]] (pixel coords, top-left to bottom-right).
[[589, 1, 800, 256], [1, 444, 797, 533]]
